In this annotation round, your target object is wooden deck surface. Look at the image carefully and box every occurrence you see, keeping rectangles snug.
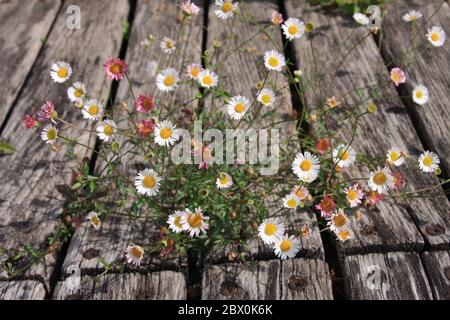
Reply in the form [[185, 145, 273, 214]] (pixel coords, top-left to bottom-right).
[[0, 0, 449, 300]]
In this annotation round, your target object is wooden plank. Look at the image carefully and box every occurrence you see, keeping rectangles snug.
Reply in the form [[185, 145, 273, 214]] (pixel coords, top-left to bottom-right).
[[421, 251, 450, 300], [382, 0, 450, 176], [0, 0, 60, 126], [343, 252, 433, 300], [0, 280, 46, 300], [285, 0, 450, 254], [61, 0, 205, 276], [0, 0, 129, 285], [202, 258, 332, 300], [53, 271, 186, 300]]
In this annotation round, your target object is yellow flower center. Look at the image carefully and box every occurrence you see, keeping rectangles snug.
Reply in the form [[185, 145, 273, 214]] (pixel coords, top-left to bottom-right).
[[261, 94, 271, 105], [202, 75, 213, 86], [219, 174, 229, 185], [187, 214, 203, 228], [332, 214, 347, 227], [300, 160, 312, 171], [431, 33, 439, 42], [416, 90, 423, 99], [91, 215, 100, 226], [110, 63, 122, 75], [103, 125, 114, 136], [143, 176, 156, 188], [287, 199, 297, 208], [174, 216, 183, 228], [74, 88, 84, 98], [390, 151, 399, 161], [288, 25, 298, 35], [268, 57, 279, 68], [373, 172, 387, 185], [88, 105, 99, 116], [391, 72, 401, 83], [57, 68, 68, 78], [163, 75, 175, 86], [347, 189, 358, 201], [339, 150, 350, 161], [47, 129, 57, 140], [131, 247, 143, 258], [338, 230, 351, 240], [191, 67, 200, 78], [423, 156, 433, 167], [264, 223, 277, 236], [295, 188, 303, 198], [234, 103, 245, 113], [279, 240, 293, 252], [160, 127, 172, 139], [222, 1, 233, 12], [166, 41, 174, 49]]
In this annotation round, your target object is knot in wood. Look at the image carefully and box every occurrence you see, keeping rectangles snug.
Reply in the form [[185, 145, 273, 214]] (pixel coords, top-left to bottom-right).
[[425, 224, 445, 236], [360, 224, 374, 236], [288, 274, 307, 291], [444, 267, 450, 281], [82, 248, 100, 259], [220, 280, 247, 298]]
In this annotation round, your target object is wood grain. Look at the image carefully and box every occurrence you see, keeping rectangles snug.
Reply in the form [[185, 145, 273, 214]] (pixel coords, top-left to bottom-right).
[[421, 251, 450, 300], [0, 280, 46, 300]]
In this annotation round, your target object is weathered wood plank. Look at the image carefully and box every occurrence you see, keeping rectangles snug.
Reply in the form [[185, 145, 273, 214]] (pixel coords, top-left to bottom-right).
[[61, 0, 204, 276], [202, 258, 332, 300], [0, 0, 61, 126], [53, 271, 186, 300], [285, 0, 450, 254], [0, 280, 46, 300], [382, 0, 450, 177], [421, 251, 450, 300], [343, 252, 433, 300], [0, 0, 129, 285]]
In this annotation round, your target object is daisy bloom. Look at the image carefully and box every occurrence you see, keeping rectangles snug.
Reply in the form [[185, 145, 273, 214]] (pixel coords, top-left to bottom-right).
[[316, 138, 331, 155], [335, 228, 353, 242], [104, 57, 127, 81], [368, 167, 394, 194], [328, 210, 349, 232], [156, 68, 179, 92], [214, 0, 238, 20], [273, 235, 300, 260], [292, 151, 321, 183], [135, 168, 161, 197], [160, 37, 176, 54], [271, 12, 284, 25], [182, 208, 209, 238], [37, 101, 58, 123], [344, 185, 364, 208], [50, 61, 72, 83], [198, 69, 218, 88], [353, 13, 369, 26], [258, 218, 285, 245], [167, 211, 186, 233], [326, 96, 341, 109], [135, 95, 155, 113], [427, 26, 446, 47], [40, 124, 58, 145], [227, 95, 250, 120], [22, 115, 37, 129], [216, 172, 233, 189], [392, 172, 405, 191], [412, 85, 429, 105], [300, 225, 312, 238], [367, 191, 385, 206], [96, 120, 117, 142], [390, 67, 406, 86], [386, 147, 405, 166], [315, 195, 336, 218], [82, 99, 104, 121], [193, 140, 214, 170], [281, 18, 305, 41], [418, 151, 440, 173], [257, 88, 276, 107], [180, 0, 200, 16], [283, 193, 300, 210], [292, 185, 310, 201], [126, 245, 144, 266], [87, 211, 101, 230], [402, 10, 423, 22], [264, 50, 286, 72], [137, 119, 156, 138], [186, 63, 202, 80], [333, 144, 356, 168], [154, 120, 180, 147], [67, 82, 87, 103]]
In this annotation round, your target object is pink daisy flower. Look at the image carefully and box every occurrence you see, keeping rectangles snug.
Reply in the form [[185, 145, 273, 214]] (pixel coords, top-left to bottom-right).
[[315, 195, 336, 218], [193, 141, 213, 170], [37, 101, 57, 123], [392, 172, 405, 191], [135, 95, 156, 113], [271, 12, 284, 25], [22, 115, 37, 129], [180, 0, 200, 15], [104, 57, 128, 81], [137, 119, 156, 138], [366, 191, 385, 206], [390, 67, 406, 86]]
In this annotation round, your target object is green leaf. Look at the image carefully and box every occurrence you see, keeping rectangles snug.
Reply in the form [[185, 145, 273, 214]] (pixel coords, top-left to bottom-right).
[[0, 140, 15, 154]]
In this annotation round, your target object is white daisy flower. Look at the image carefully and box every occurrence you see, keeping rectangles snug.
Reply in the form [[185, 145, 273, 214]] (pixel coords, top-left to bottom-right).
[[82, 99, 104, 121], [292, 151, 321, 183], [344, 185, 364, 208], [214, 0, 238, 20], [335, 228, 353, 242], [353, 13, 369, 26], [96, 119, 117, 142], [135, 168, 161, 197], [216, 172, 233, 189], [281, 18, 305, 41], [154, 120, 180, 147], [67, 82, 86, 103], [167, 210, 186, 233], [182, 208, 209, 238], [332, 144, 356, 168], [292, 185, 310, 201], [198, 69, 218, 88], [40, 124, 58, 145], [264, 50, 286, 72], [50, 61, 72, 83], [427, 26, 446, 47], [227, 95, 250, 120], [186, 63, 203, 80], [87, 211, 101, 230], [328, 210, 349, 232], [156, 68, 179, 92], [412, 85, 429, 105], [283, 193, 300, 210], [258, 218, 285, 245], [273, 235, 300, 260], [386, 147, 405, 166], [402, 10, 423, 22], [257, 88, 276, 107], [368, 167, 394, 194], [418, 151, 440, 173], [125, 245, 144, 266], [160, 37, 176, 54]]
